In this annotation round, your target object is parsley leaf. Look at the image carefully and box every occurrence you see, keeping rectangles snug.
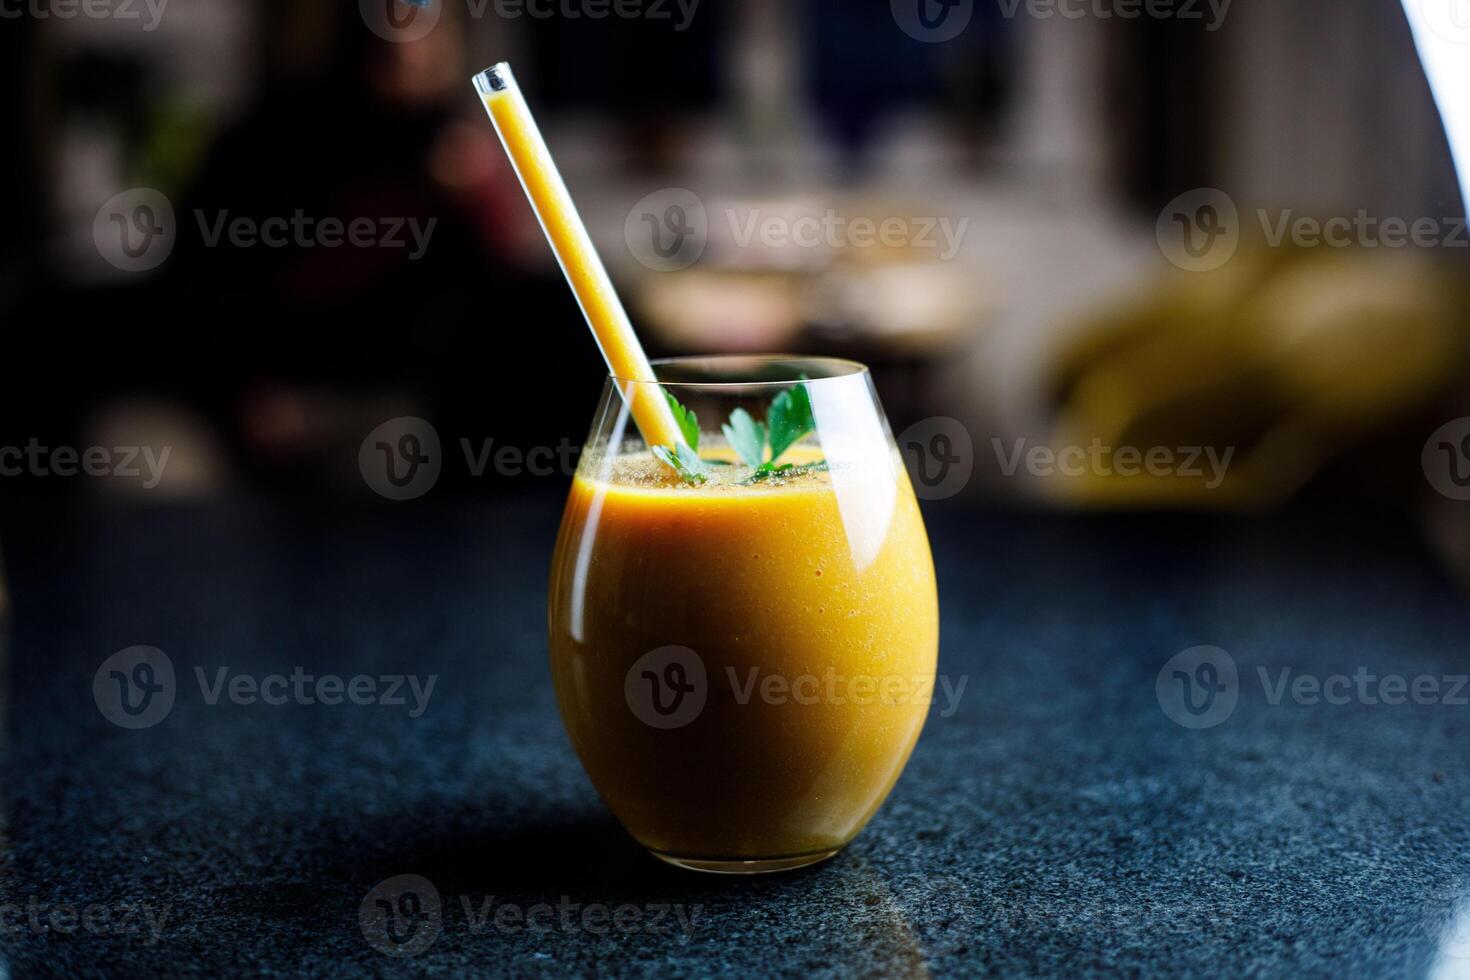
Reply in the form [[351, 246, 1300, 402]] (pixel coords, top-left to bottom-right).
[[766, 380, 814, 463], [721, 408, 766, 467], [651, 379, 824, 485], [663, 390, 700, 452], [651, 442, 710, 484]]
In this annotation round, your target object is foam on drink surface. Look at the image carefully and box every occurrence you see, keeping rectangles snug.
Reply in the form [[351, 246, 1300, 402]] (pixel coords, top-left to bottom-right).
[[583, 442, 834, 494]]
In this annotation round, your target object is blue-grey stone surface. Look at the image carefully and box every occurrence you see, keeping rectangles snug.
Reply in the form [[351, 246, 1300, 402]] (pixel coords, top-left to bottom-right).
[[2, 498, 1468, 978]]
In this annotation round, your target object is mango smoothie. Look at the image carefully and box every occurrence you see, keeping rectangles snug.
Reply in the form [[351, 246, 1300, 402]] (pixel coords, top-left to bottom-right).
[[474, 64, 937, 870], [548, 449, 939, 869]]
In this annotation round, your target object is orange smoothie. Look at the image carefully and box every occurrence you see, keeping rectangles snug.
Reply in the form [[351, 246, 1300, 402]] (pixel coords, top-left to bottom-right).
[[476, 62, 936, 869], [548, 451, 939, 864]]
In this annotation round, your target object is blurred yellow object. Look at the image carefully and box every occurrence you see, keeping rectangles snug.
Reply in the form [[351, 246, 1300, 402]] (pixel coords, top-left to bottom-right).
[[1046, 247, 1470, 508]]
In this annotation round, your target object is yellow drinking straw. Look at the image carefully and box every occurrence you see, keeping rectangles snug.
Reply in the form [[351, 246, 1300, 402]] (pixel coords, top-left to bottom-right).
[[472, 62, 684, 450]]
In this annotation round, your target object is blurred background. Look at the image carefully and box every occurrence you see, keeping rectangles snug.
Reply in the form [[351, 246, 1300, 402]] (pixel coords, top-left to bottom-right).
[[0, 0, 1467, 519]]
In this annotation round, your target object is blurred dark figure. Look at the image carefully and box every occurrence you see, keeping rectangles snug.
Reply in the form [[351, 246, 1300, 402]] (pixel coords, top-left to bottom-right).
[[169, 4, 602, 490]]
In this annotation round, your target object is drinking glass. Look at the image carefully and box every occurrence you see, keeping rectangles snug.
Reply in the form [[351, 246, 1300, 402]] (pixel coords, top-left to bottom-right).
[[548, 356, 939, 873]]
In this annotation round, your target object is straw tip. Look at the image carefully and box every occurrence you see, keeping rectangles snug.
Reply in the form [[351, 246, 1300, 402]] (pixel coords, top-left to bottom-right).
[[472, 62, 514, 96]]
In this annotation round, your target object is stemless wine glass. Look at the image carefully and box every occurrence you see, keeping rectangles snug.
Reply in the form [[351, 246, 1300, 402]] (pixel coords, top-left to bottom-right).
[[548, 356, 939, 873]]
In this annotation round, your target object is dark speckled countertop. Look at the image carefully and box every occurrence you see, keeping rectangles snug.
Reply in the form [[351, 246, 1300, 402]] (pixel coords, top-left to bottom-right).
[[2, 497, 1470, 977]]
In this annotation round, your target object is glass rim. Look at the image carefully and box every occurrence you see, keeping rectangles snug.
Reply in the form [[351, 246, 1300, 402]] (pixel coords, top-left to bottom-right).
[[611, 354, 870, 388]]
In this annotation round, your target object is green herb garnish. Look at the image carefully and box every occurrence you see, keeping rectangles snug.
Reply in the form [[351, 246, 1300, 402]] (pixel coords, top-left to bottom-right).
[[721, 408, 766, 468], [664, 389, 701, 450], [654, 379, 820, 485], [766, 381, 814, 462], [651, 442, 710, 484]]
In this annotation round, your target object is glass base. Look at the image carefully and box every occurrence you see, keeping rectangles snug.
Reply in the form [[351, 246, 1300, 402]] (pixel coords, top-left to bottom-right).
[[649, 847, 842, 875]]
